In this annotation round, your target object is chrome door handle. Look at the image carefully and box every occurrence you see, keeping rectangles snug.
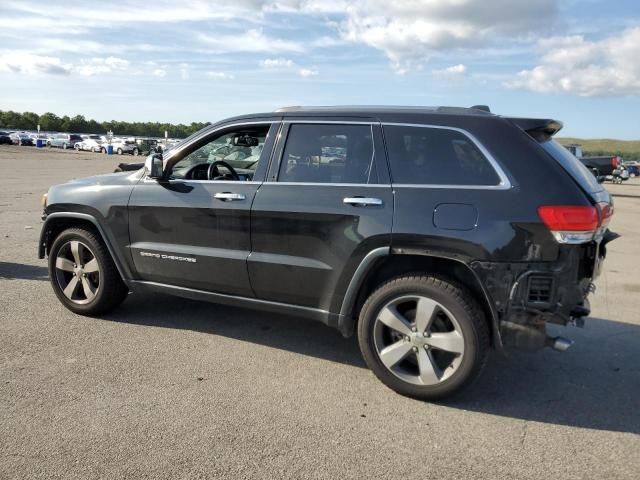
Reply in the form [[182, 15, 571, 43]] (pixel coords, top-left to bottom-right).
[[214, 192, 246, 201], [343, 197, 383, 207]]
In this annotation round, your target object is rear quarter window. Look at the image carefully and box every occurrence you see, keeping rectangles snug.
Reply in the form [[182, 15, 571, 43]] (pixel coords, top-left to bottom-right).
[[383, 125, 500, 186]]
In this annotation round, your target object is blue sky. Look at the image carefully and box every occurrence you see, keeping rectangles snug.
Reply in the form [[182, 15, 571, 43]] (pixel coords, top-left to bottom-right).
[[1, 0, 639, 138]]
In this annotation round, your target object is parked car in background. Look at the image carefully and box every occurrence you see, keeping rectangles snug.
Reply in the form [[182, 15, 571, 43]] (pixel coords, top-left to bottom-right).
[[562, 144, 622, 179], [108, 138, 153, 156], [0, 131, 13, 145], [623, 163, 639, 177], [75, 135, 103, 152], [48, 133, 84, 149], [10, 132, 34, 146]]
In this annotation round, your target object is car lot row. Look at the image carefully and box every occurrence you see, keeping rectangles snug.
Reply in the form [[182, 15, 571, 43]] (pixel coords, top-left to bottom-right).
[[0, 130, 181, 156]]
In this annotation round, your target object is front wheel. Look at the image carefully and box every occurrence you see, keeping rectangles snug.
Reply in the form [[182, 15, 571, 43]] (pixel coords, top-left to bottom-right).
[[48, 228, 127, 315], [132, 148, 139, 156], [117, 148, 123, 155], [358, 275, 489, 401]]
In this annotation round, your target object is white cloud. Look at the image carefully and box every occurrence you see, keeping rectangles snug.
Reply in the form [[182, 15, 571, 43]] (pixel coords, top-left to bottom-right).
[[74, 56, 130, 76], [433, 63, 467, 75], [260, 58, 295, 68], [298, 67, 318, 77], [505, 27, 640, 96], [339, 0, 557, 72], [196, 29, 304, 53], [0, 53, 72, 75], [3, 0, 268, 28], [206, 71, 235, 80], [152, 68, 167, 78]]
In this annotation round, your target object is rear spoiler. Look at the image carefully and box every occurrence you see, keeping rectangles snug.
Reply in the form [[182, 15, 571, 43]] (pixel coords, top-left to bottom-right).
[[505, 117, 563, 142]]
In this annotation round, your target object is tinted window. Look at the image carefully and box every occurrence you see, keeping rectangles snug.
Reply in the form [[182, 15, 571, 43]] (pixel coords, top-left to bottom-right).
[[541, 140, 603, 194], [278, 124, 374, 184], [384, 125, 500, 186]]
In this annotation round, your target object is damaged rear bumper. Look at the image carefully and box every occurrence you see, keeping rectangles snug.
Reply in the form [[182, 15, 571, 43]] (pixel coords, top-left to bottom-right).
[[471, 230, 618, 351]]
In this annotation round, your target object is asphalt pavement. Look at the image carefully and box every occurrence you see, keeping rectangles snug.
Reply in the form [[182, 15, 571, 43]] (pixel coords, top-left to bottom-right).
[[1, 145, 638, 479]]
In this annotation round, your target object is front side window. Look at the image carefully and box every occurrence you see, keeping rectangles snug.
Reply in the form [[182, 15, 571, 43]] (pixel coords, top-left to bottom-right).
[[384, 125, 500, 186], [278, 124, 375, 184], [170, 125, 269, 181]]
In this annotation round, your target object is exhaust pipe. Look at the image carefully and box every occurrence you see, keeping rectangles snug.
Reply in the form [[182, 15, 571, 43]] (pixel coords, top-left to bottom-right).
[[550, 336, 573, 352]]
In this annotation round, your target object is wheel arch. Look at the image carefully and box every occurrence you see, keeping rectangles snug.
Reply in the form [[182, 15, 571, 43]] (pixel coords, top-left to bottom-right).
[[39, 212, 131, 288], [338, 249, 502, 349]]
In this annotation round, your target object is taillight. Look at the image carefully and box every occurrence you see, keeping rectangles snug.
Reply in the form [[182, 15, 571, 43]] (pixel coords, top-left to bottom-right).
[[538, 205, 600, 244], [611, 156, 618, 167]]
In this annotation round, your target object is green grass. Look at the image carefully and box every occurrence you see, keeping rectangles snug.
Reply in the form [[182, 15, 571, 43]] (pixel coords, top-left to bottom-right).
[[557, 138, 640, 161]]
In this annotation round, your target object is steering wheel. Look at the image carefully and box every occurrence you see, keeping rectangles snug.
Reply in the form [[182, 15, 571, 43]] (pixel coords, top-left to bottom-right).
[[207, 160, 240, 181]]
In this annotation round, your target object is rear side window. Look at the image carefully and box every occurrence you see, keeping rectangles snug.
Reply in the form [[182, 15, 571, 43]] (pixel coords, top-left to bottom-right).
[[278, 124, 375, 184], [541, 140, 603, 194], [383, 125, 500, 186]]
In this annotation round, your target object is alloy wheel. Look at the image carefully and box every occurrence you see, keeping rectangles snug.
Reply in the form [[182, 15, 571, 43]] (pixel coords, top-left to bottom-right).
[[373, 295, 465, 386], [54, 240, 101, 305]]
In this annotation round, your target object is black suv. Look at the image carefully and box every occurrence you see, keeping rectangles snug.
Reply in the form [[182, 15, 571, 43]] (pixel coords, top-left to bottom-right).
[[38, 106, 616, 400]]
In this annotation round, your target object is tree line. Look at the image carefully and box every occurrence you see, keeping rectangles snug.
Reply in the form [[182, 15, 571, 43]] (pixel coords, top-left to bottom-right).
[[0, 110, 210, 139]]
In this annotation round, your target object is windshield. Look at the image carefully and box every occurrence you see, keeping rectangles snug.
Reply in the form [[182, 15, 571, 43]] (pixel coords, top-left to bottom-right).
[[541, 140, 603, 194]]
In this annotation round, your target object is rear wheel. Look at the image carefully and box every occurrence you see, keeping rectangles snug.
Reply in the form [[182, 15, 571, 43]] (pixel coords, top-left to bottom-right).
[[117, 148, 123, 155], [48, 228, 127, 315], [358, 275, 489, 400], [63, 143, 68, 149], [133, 148, 139, 156]]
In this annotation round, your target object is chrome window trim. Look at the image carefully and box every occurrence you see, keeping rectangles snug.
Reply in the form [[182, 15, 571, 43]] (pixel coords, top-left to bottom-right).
[[381, 122, 512, 190], [270, 182, 389, 187], [278, 120, 375, 125], [269, 121, 378, 186], [142, 178, 261, 185]]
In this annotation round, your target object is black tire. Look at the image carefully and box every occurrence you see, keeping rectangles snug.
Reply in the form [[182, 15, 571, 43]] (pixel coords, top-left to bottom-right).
[[48, 227, 128, 316], [357, 274, 489, 401], [63, 143, 68, 149], [133, 148, 139, 156], [117, 148, 122, 155], [101, 147, 107, 154]]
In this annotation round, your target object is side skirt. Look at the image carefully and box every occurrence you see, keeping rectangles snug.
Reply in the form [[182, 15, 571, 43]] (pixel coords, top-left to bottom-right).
[[131, 280, 338, 327]]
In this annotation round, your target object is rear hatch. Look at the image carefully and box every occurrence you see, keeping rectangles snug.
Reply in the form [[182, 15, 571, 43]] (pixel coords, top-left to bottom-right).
[[507, 117, 616, 271], [506, 117, 609, 205]]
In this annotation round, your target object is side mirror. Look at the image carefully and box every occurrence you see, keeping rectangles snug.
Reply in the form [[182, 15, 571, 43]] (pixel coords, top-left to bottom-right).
[[145, 153, 163, 179]]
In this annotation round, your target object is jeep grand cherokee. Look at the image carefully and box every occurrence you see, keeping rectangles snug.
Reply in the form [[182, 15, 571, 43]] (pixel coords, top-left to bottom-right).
[[38, 106, 616, 400]]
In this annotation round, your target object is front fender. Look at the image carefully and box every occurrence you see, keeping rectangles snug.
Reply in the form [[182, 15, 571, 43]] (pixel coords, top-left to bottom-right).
[[38, 211, 133, 288]]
